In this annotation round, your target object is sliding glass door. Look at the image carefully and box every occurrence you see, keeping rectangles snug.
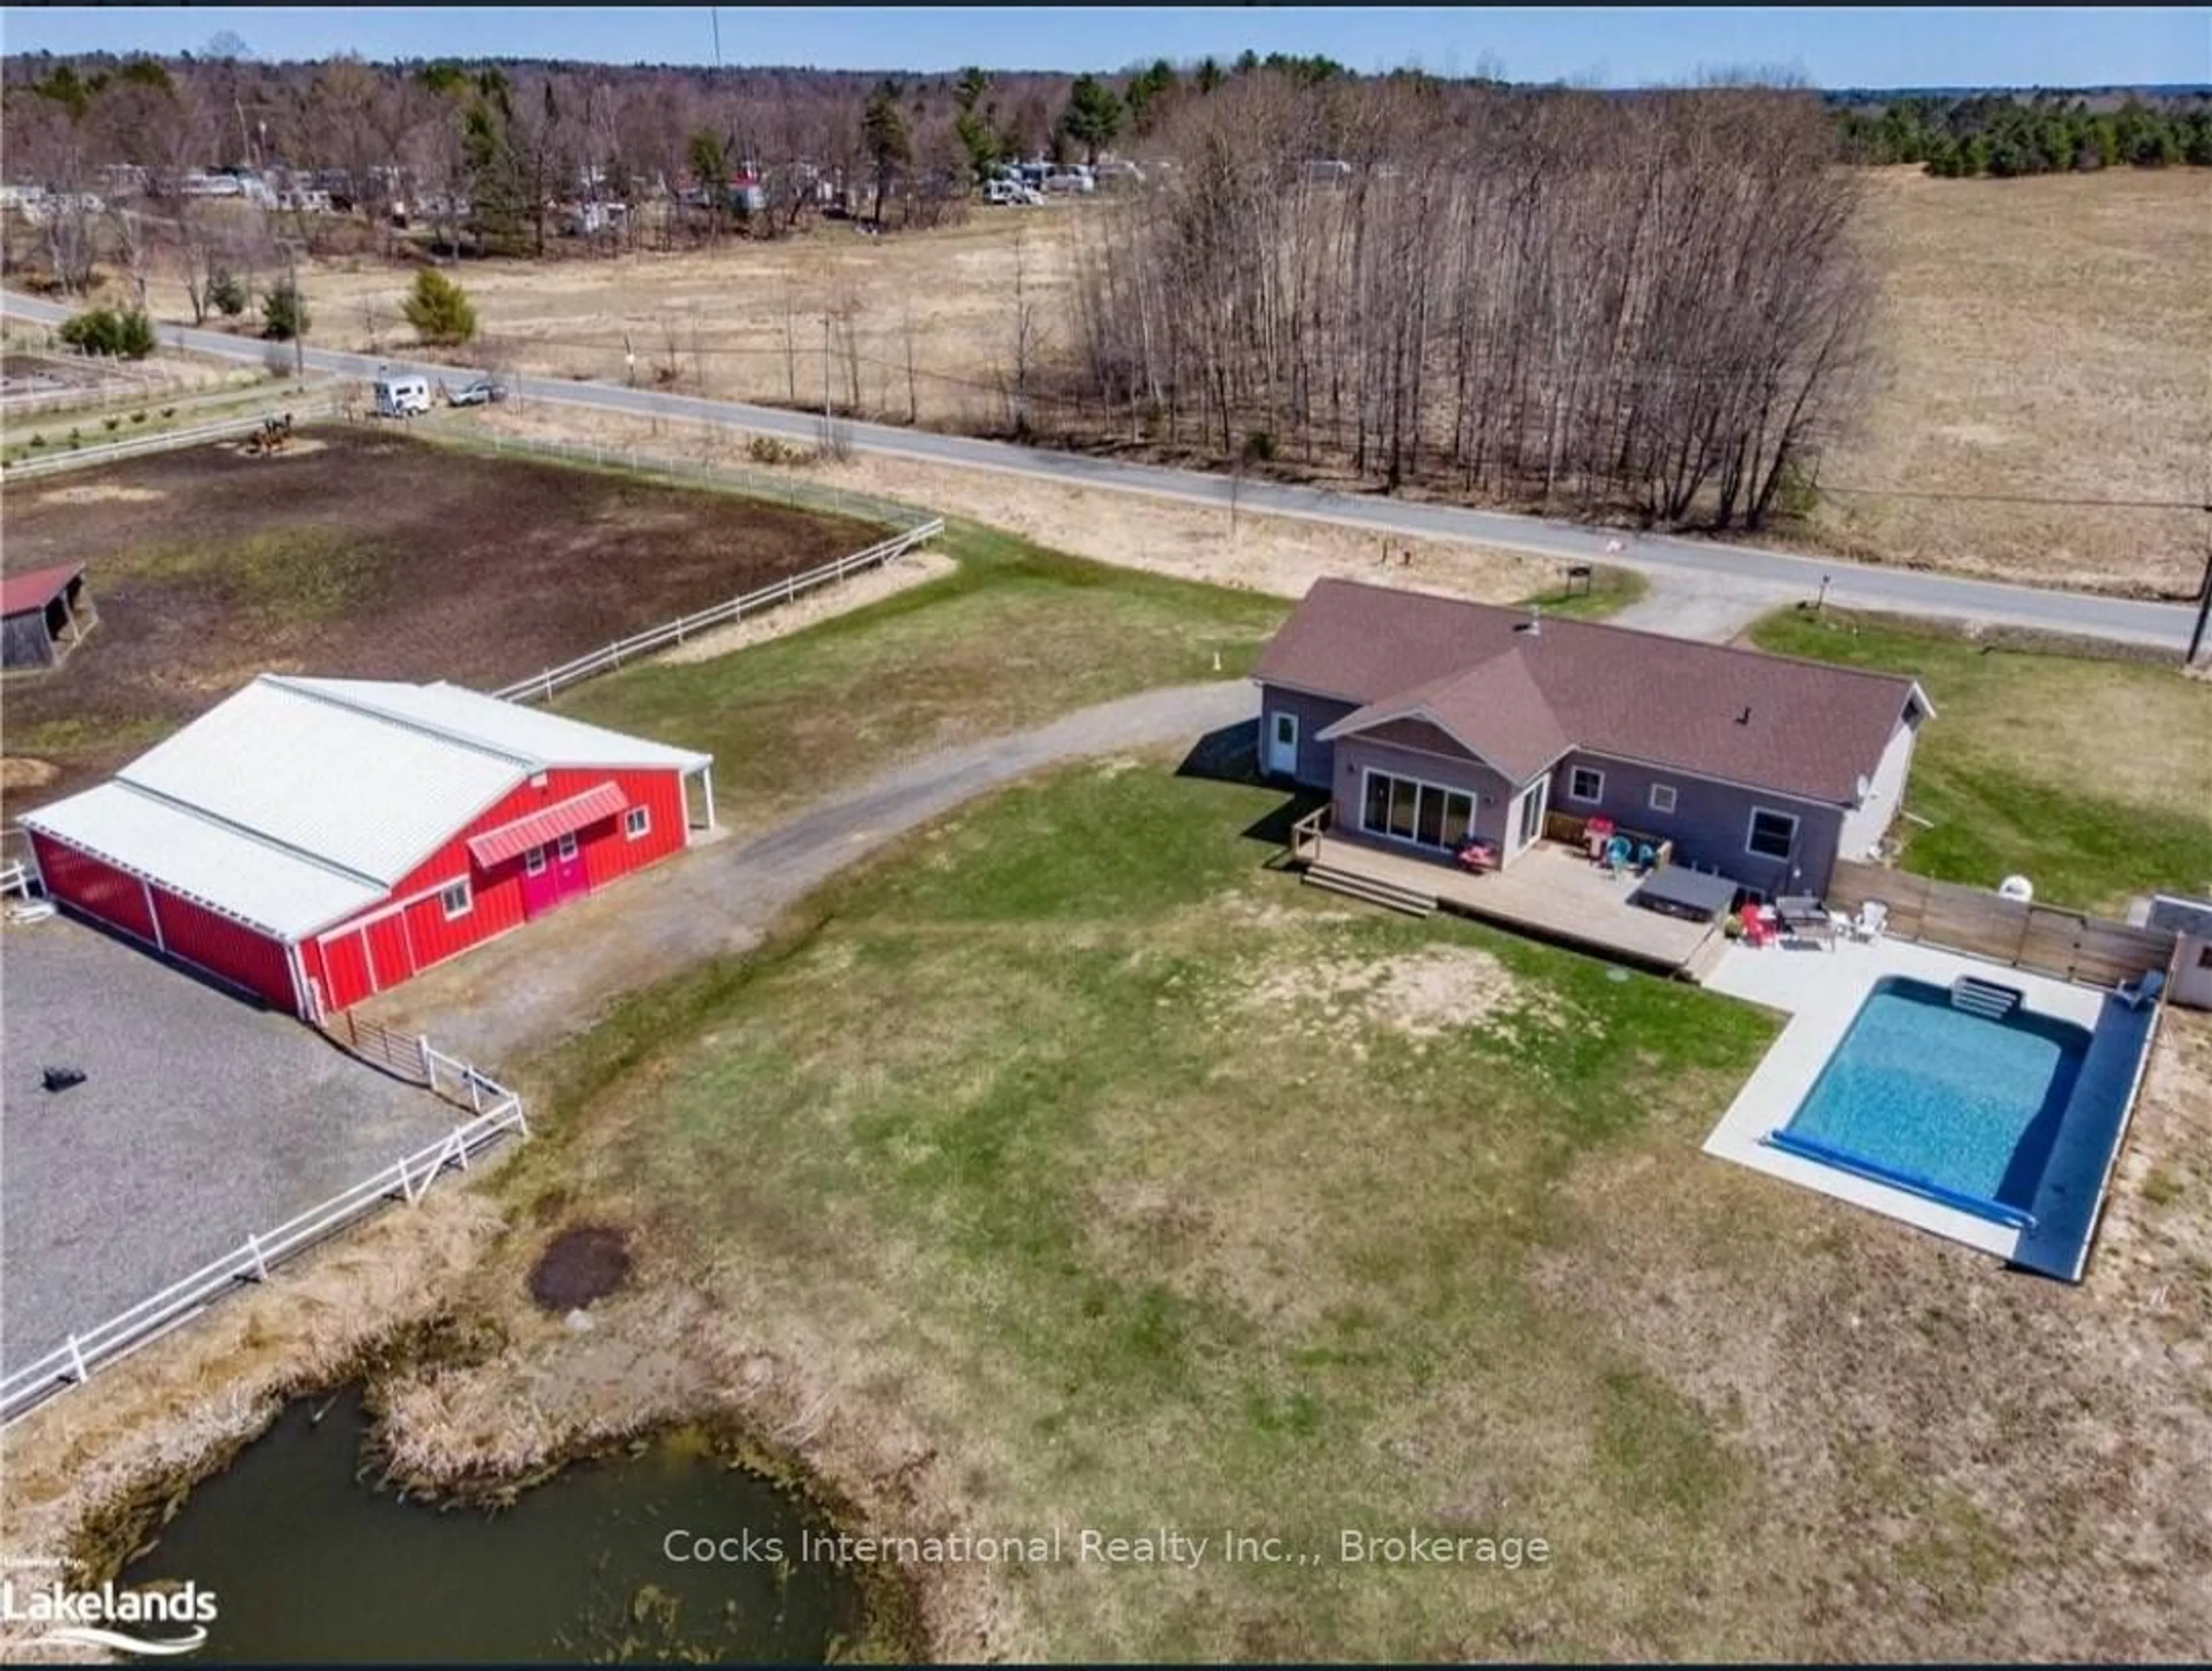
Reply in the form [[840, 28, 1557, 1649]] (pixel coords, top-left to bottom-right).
[[1360, 768, 1475, 853]]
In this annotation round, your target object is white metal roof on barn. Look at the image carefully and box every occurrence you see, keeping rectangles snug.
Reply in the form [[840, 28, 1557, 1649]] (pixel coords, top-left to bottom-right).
[[22, 782, 386, 939], [269, 677, 709, 774], [21, 675, 710, 941]]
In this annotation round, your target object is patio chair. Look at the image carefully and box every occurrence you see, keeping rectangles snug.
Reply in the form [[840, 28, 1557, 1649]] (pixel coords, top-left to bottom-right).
[[1849, 900, 1888, 942], [1737, 901, 1774, 948], [2116, 968, 2165, 1011]]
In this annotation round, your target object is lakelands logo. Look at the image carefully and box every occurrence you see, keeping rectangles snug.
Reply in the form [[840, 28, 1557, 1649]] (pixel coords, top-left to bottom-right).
[[2, 1578, 218, 1658]]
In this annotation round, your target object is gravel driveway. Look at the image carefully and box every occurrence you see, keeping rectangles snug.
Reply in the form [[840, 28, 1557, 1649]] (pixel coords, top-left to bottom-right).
[[1, 919, 466, 1372], [369, 680, 1260, 1066]]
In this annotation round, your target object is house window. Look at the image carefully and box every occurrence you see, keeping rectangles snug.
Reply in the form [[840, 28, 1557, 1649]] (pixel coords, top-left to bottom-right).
[[1649, 783, 1678, 815], [524, 847, 547, 877], [624, 806, 651, 841], [557, 832, 579, 861], [1746, 807, 1798, 861], [1359, 768, 1474, 853], [1567, 766, 1604, 804], [440, 880, 472, 921]]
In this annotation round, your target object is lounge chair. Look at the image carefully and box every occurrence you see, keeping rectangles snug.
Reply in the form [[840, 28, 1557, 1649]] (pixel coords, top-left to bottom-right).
[[2116, 968, 2166, 1011], [1849, 900, 1888, 942]]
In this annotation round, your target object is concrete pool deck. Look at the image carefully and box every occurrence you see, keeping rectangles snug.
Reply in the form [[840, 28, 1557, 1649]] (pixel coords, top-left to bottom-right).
[[1700, 934, 2153, 1279]]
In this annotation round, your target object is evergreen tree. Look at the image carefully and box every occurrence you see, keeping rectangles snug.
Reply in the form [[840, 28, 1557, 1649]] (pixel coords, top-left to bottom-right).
[[862, 79, 911, 225], [1060, 74, 1122, 165]]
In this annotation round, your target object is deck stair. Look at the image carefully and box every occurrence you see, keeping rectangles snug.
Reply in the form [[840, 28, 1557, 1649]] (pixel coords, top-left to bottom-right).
[[1950, 975, 2024, 1021], [1304, 860, 1438, 918]]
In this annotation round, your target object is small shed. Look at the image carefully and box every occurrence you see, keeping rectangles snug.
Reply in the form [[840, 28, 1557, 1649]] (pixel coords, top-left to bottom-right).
[[1, 563, 97, 670], [2145, 894, 2212, 1010]]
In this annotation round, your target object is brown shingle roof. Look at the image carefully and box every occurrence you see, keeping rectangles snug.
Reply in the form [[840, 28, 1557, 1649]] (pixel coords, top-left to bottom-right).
[[1255, 578, 1926, 805], [1318, 650, 1573, 782]]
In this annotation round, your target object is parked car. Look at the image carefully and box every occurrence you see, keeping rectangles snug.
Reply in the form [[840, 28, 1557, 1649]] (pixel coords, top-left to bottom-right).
[[445, 376, 507, 407], [983, 179, 1043, 207]]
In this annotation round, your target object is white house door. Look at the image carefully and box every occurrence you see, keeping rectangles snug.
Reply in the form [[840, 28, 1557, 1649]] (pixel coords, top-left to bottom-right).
[[1267, 711, 1299, 776]]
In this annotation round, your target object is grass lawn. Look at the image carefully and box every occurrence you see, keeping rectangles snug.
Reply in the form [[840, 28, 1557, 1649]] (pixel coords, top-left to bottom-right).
[[1515, 563, 1649, 620], [508, 758, 1786, 1659], [1748, 609, 2212, 915], [553, 517, 1291, 832]]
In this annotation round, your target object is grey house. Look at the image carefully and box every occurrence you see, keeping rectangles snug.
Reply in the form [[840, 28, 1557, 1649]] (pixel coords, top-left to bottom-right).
[[1254, 579, 1932, 900]]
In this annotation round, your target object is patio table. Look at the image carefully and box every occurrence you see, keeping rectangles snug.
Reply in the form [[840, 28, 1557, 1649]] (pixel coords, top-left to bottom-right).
[[1774, 894, 1839, 949], [1627, 865, 1738, 923]]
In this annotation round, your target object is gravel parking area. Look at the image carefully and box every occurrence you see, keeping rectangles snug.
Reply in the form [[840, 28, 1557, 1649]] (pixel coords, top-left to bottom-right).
[[1, 917, 467, 1371]]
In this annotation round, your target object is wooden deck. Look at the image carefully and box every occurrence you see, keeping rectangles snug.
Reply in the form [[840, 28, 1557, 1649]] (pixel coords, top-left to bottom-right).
[[1305, 832, 1726, 980]]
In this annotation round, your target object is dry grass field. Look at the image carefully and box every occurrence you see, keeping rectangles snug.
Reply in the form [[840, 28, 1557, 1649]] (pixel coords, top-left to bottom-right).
[[131, 169, 2209, 598], [1811, 168, 2212, 598]]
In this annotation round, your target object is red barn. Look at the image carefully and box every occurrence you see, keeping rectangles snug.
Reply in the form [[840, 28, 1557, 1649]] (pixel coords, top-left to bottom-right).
[[20, 675, 715, 1019]]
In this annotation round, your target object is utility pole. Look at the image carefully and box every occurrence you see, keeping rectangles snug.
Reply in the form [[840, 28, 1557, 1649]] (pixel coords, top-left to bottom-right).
[[280, 237, 304, 382], [821, 312, 832, 444], [2187, 509, 2212, 668]]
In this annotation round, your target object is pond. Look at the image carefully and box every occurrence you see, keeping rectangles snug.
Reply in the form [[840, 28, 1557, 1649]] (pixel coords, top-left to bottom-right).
[[117, 1388, 868, 1664]]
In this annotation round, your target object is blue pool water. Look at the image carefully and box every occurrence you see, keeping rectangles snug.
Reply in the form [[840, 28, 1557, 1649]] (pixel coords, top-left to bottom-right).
[[1782, 977, 2091, 1215]]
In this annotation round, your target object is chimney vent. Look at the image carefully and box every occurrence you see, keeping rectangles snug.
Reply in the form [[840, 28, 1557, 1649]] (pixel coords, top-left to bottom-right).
[[1736, 705, 1752, 725], [1518, 604, 1542, 638]]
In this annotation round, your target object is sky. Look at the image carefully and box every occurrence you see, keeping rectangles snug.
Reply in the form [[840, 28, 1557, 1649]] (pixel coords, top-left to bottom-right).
[[1, 6, 2207, 89]]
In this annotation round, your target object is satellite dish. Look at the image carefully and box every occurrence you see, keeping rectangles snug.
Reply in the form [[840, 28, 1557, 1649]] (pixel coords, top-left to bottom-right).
[[1855, 773, 1874, 801], [1998, 875, 2033, 904]]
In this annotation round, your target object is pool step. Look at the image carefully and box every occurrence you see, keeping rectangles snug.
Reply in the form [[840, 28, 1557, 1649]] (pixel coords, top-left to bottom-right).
[[1951, 975, 2024, 1021], [1304, 862, 1437, 918]]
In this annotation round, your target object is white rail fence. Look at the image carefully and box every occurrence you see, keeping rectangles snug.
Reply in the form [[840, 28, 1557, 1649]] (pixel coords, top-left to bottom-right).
[[1, 400, 339, 479], [0, 1048, 527, 1427], [493, 517, 946, 704]]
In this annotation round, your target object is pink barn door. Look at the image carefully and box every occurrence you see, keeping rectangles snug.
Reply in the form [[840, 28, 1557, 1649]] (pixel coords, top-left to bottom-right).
[[552, 831, 590, 905], [520, 837, 591, 919], [520, 845, 560, 919]]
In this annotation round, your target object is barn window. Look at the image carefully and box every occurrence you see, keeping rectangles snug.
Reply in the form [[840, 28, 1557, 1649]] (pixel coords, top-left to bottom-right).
[[440, 880, 472, 920], [524, 847, 547, 876], [557, 832, 579, 861], [624, 806, 651, 841]]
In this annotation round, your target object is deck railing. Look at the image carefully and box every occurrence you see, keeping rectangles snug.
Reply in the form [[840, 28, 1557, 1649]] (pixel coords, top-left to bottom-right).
[[0, 1044, 525, 1427], [1543, 808, 1675, 869], [1289, 804, 1331, 863]]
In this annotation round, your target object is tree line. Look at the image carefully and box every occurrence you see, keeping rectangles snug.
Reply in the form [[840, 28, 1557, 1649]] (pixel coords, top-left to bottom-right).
[[1832, 91, 2212, 176], [1066, 73, 1872, 532]]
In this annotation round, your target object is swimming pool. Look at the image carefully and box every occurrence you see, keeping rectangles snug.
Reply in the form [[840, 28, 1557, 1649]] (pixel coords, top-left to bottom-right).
[[1768, 976, 2092, 1226]]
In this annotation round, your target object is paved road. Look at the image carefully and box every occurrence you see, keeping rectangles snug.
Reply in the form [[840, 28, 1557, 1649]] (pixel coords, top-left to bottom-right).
[[371, 681, 1261, 1066], [4, 290, 2198, 655]]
